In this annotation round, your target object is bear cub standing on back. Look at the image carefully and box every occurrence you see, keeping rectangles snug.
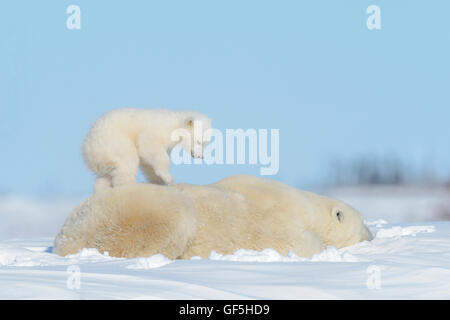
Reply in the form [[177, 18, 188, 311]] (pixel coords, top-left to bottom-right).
[[82, 108, 212, 191]]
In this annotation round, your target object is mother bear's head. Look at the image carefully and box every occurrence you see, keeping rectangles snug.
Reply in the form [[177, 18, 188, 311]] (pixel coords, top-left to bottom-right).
[[308, 194, 373, 249]]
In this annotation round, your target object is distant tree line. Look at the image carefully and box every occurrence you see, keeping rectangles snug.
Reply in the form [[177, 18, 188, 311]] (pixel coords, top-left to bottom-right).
[[330, 155, 444, 186]]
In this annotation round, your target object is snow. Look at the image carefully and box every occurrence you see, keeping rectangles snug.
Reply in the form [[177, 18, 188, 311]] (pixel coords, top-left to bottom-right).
[[126, 255, 173, 270], [375, 225, 436, 238], [1, 220, 449, 299]]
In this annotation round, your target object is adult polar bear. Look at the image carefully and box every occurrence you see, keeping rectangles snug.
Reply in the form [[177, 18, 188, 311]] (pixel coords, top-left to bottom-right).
[[82, 108, 212, 190], [53, 175, 373, 259]]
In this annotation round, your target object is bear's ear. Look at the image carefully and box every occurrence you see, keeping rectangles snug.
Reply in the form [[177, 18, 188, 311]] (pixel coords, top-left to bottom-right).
[[332, 208, 344, 223], [185, 118, 194, 128]]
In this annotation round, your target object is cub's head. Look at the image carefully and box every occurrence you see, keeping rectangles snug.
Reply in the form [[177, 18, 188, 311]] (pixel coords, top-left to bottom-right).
[[315, 197, 373, 249], [177, 112, 212, 159]]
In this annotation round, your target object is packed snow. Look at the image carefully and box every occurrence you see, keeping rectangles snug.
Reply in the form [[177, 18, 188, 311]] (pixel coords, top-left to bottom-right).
[[1, 218, 449, 299]]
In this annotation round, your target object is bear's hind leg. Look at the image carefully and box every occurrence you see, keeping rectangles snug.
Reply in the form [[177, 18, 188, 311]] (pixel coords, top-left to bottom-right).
[[110, 156, 139, 187]]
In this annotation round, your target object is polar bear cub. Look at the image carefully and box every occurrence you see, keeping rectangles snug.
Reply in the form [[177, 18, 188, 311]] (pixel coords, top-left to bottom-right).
[[82, 108, 212, 190]]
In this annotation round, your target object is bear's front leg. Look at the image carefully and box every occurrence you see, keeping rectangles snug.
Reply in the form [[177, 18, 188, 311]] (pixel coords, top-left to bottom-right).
[[140, 161, 168, 185], [137, 133, 174, 185], [291, 230, 325, 258], [138, 150, 173, 186], [152, 153, 174, 185]]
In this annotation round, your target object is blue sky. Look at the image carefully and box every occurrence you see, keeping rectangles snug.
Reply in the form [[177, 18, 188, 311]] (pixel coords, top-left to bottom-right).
[[1, 1, 449, 195]]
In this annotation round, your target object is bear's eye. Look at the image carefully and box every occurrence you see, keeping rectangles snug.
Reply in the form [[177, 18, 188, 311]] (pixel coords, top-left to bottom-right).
[[336, 210, 343, 222]]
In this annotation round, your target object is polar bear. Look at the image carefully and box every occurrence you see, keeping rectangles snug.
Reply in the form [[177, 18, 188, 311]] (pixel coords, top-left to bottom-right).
[[82, 108, 212, 191], [53, 183, 198, 259], [53, 175, 372, 259]]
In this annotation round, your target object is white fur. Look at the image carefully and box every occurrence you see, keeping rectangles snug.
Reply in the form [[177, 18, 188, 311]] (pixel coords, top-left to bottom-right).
[[82, 108, 212, 190], [53, 175, 373, 259]]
